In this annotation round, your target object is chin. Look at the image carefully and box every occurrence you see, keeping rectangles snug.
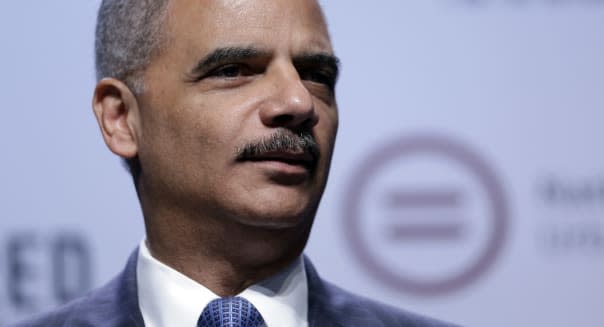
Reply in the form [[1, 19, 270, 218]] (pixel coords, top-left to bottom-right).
[[241, 207, 314, 229], [232, 196, 318, 229], [218, 176, 325, 229]]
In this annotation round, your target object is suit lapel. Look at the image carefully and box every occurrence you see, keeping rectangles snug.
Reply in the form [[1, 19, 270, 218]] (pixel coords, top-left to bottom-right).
[[112, 248, 146, 327], [304, 256, 345, 327]]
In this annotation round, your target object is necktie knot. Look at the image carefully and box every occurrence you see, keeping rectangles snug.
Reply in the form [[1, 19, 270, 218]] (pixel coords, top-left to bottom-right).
[[198, 296, 264, 327]]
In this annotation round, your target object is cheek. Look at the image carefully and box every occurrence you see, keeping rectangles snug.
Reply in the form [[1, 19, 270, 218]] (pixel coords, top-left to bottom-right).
[[317, 108, 338, 148], [164, 100, 255, 175], [138, 101, 212, 170], [158, 96, 229, 145]]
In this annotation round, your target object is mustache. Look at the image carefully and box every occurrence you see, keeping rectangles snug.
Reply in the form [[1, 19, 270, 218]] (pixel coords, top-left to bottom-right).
[[236, 129, 320, 162]]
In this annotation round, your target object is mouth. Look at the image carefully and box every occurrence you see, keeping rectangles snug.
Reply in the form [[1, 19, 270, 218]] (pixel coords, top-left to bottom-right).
[[239, 150, 316, 170]]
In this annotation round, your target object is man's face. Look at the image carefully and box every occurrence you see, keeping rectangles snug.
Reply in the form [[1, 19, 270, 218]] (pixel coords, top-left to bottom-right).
[[134, 0, 338, 228]]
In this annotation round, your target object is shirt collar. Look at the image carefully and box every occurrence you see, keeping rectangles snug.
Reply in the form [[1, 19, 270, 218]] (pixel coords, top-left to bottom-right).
[[137, 239, 308, 327]]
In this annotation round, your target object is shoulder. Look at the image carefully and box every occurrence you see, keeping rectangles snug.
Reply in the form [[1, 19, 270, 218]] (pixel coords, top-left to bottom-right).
[[304, 257, 462, 327], [318, 280, 460, 327], [9, 278, 110, 326], [9, 250, 143, 327]]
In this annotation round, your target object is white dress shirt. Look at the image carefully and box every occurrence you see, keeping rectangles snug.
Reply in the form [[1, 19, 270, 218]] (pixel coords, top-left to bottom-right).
[[137, 240, 309, 327]]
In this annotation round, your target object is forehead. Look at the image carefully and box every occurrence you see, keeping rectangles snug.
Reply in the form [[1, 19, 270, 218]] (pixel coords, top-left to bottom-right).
[[163, 0, 333, 55]]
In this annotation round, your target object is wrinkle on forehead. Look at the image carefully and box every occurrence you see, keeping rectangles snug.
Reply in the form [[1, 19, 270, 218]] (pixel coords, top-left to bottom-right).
[[166, 0, 332, 53]]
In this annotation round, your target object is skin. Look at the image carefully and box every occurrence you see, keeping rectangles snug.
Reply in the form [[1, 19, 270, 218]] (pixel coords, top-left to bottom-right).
[[92, 0, 338, 296]]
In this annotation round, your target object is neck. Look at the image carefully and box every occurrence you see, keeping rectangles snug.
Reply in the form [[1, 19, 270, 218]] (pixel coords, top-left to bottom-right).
[[142, 206, 313, 297]]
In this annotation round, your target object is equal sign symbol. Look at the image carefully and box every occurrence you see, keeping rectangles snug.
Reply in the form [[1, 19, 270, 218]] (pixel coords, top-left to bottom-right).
[[385, 189, 465, 242]]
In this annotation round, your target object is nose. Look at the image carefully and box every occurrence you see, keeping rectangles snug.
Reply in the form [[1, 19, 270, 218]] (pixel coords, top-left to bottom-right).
[[259, 64, 318, 131]]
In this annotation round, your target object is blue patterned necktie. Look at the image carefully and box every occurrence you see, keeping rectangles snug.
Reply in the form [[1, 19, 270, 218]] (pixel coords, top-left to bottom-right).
[[197, 296, 265, 327]]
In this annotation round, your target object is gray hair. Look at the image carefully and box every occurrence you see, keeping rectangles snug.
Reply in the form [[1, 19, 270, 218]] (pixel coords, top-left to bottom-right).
[[95, 0, 170, 94], [95, 0, 170, 181]]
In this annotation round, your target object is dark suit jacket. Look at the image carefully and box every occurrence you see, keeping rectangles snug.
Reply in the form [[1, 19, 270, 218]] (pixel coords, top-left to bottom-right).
[[11, 249, 460, 327]]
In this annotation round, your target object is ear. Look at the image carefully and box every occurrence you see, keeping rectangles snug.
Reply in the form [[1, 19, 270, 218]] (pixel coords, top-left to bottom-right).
[[92, 78, 140, 159]]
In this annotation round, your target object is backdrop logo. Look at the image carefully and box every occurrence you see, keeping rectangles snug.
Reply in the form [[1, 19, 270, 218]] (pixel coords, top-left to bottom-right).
[[343, 134, 509, 296], [0, 231, 92, 325]]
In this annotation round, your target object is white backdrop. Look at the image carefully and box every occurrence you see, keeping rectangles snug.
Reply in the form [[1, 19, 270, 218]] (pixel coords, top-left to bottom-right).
[[1, 1, 603, 326]]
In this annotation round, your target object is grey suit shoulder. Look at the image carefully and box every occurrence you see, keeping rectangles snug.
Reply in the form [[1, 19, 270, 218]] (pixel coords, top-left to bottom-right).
[[304, 259, 460, 327], [10, 251, 143, 327], [10, 250, 461, 327]]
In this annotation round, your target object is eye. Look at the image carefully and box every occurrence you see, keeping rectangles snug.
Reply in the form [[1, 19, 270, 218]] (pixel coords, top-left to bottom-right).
[[309, 71, 335, 87], [300, 68, 337, 91], [207, 64, 250, 79]]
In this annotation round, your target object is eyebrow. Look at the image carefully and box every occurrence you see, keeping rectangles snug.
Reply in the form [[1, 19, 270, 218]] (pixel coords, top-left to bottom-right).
[[293, 52, 341, 79], [188, 46, 271, 77], [187, 46, 341, 80]]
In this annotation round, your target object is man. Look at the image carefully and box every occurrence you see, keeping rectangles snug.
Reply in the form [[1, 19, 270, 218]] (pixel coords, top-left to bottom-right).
[[14, 0, 459, 326]]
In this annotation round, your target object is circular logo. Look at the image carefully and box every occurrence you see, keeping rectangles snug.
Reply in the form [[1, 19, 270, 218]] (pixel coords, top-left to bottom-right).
[[343, 134, 508, 296]]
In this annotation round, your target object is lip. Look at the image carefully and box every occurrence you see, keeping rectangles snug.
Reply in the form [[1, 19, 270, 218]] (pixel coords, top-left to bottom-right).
[[247, 150, 315, 165], [239, 150, 316, 180]]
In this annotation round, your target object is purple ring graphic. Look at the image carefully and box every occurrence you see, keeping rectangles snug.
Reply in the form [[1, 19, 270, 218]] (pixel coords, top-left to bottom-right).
[[343, 134, 509, 296]]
